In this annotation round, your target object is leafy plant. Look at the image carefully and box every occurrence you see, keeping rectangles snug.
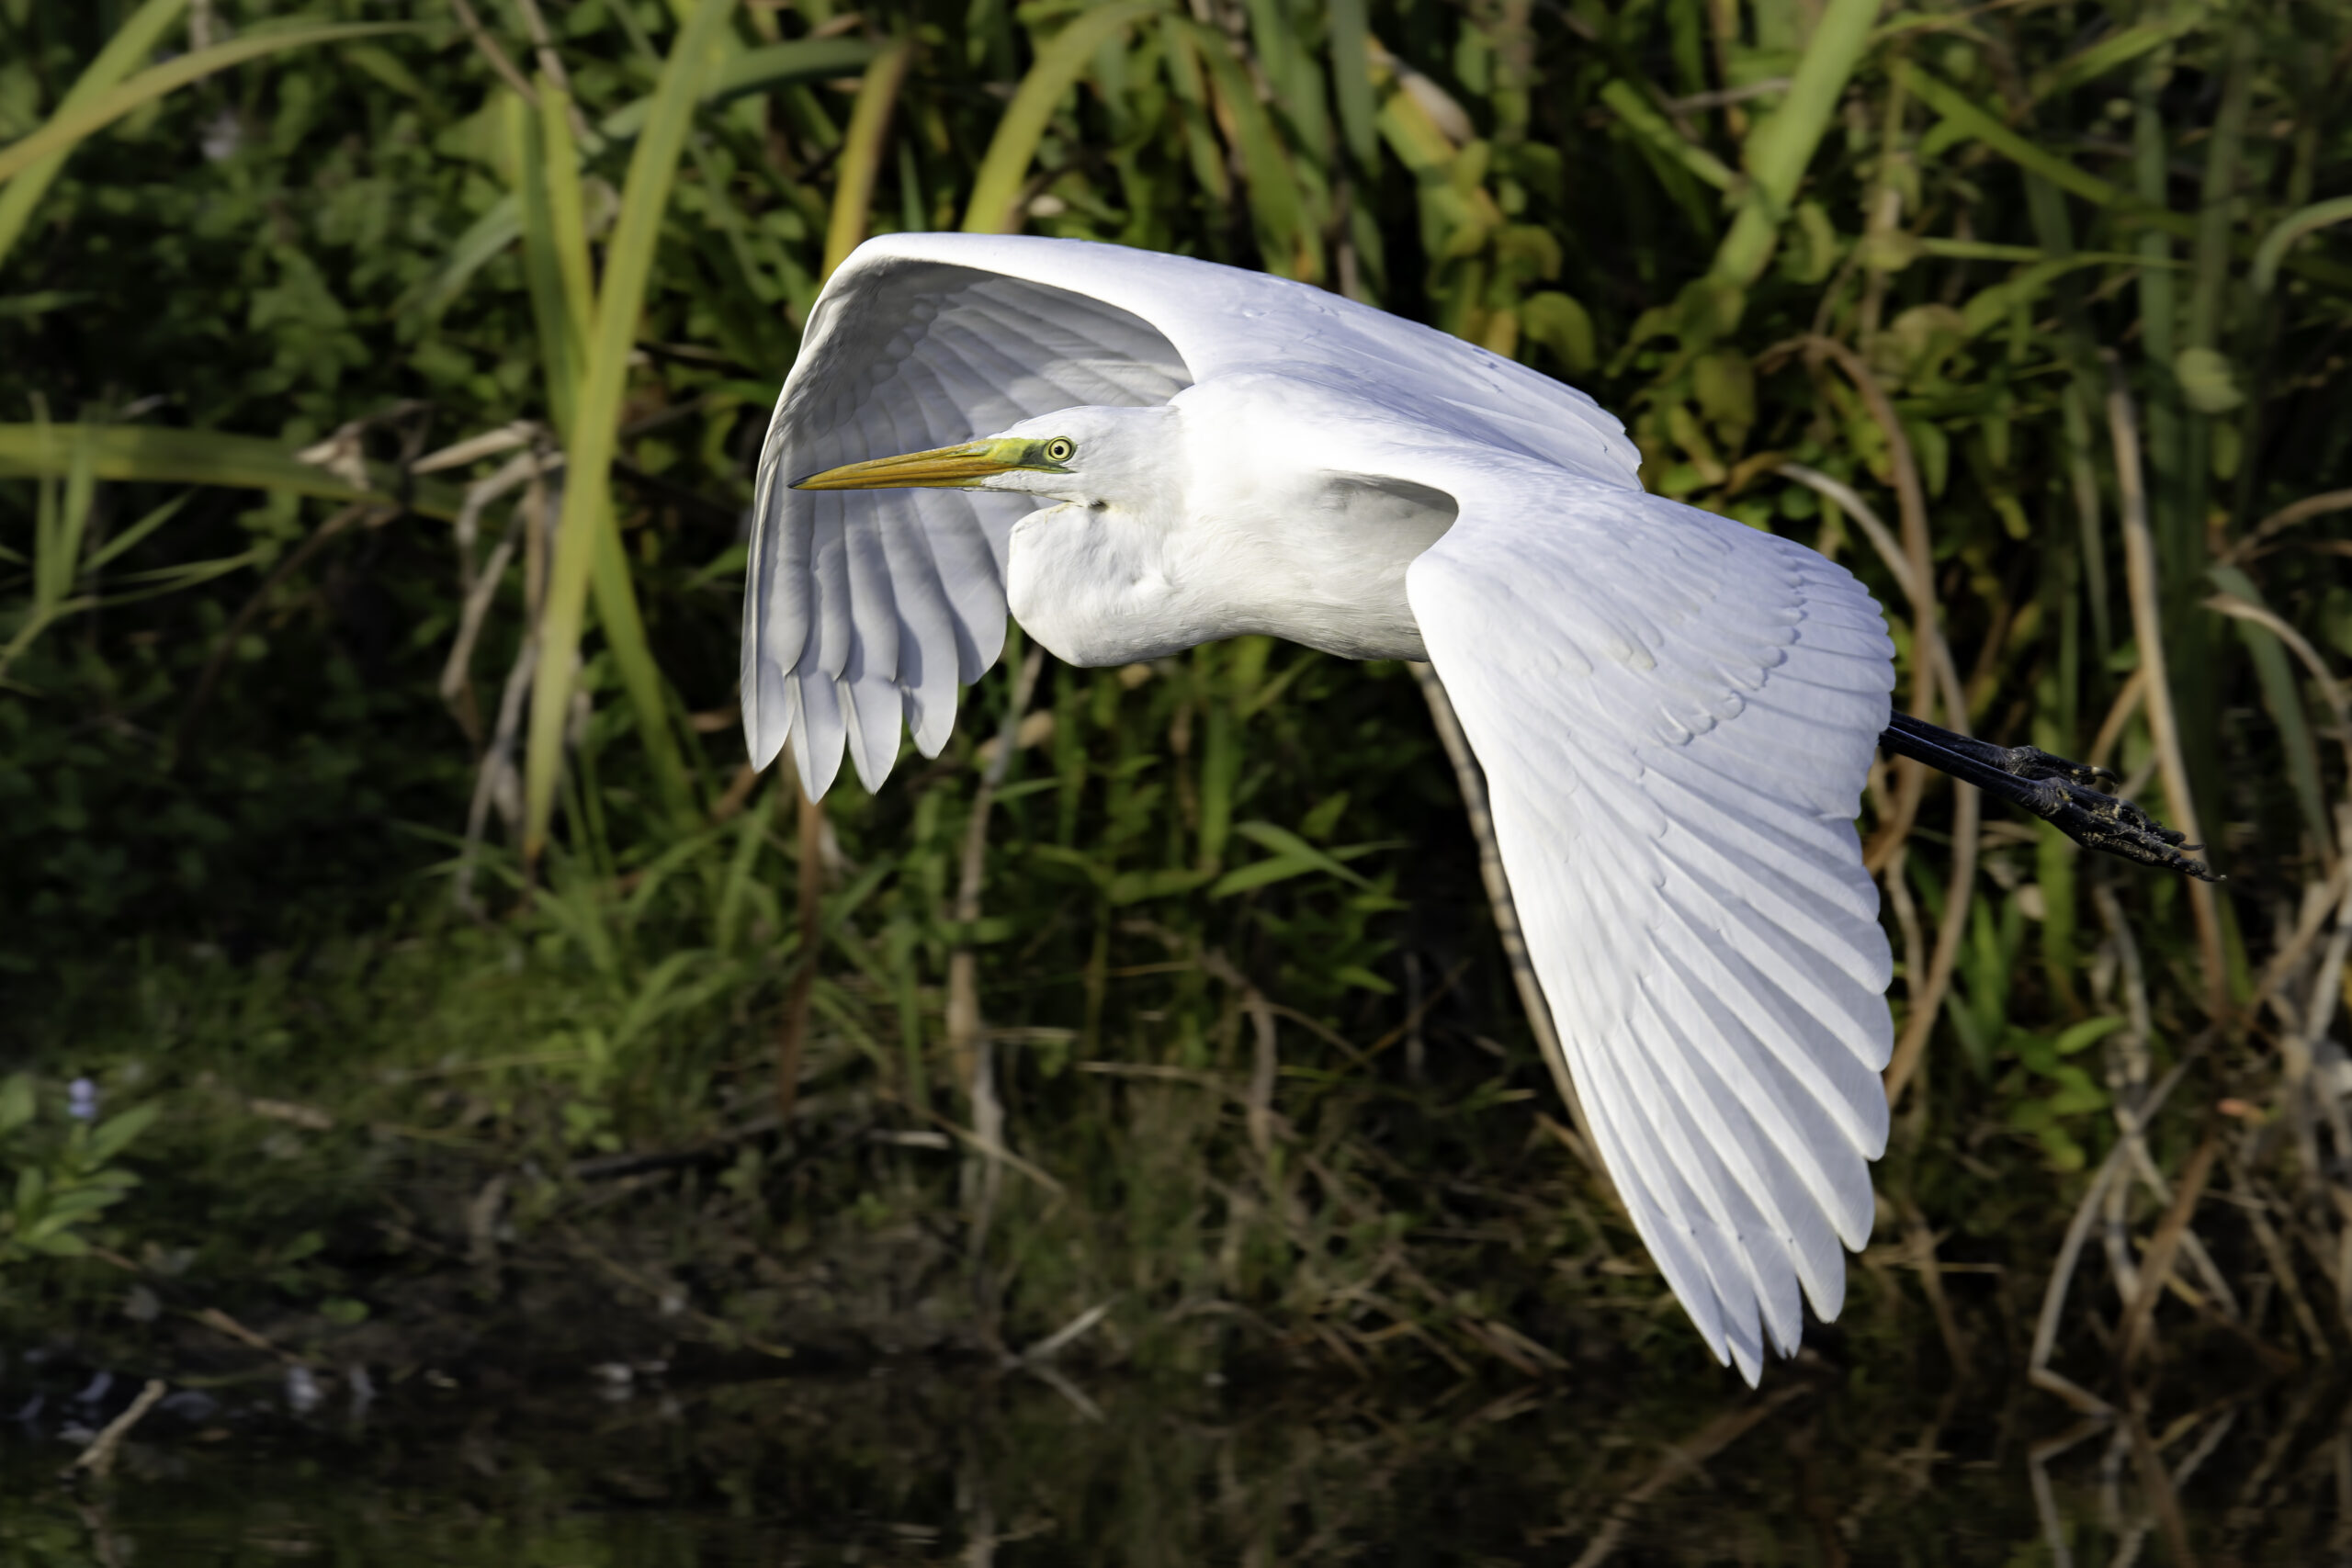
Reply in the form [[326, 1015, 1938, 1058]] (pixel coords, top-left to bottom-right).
[[0, 1073, 157, 1266]]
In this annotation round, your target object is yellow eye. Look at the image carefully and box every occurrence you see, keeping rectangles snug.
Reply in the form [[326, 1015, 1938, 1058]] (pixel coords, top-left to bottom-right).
[[1043, 437, 1076, 465]]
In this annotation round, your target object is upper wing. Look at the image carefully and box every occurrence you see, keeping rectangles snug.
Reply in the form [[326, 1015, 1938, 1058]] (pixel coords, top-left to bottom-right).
[[1404, 459, 1896, 1384], [745, 235, 1643, 796], [744, 253, 1191, 797], [851, 233, 1643, 485]]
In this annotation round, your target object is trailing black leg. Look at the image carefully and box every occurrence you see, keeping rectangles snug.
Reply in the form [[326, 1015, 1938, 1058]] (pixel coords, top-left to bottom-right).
[[1877, 713, 2218, 882]]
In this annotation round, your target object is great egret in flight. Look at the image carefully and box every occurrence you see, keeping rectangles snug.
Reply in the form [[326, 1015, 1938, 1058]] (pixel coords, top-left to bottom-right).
[[741, 234, 2205, 1383]]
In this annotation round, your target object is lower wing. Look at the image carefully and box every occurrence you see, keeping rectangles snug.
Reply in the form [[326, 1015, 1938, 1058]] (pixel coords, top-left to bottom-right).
[[1405, 458, 1896, 1383]]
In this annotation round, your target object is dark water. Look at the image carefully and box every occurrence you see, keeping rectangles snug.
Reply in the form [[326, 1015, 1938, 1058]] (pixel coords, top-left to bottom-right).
[[2, 1355, 2342, 1564]]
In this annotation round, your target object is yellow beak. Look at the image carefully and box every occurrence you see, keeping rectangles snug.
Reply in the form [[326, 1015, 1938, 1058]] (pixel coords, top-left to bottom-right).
[[792, 439, 1023, 491]]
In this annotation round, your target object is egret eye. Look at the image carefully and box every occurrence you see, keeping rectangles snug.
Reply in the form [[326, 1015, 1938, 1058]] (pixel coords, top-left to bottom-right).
[[1042, 437, 1076, 465]]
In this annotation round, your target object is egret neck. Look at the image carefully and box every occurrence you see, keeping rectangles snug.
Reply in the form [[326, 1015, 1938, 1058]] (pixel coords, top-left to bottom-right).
[[793, 389, 1460, 669]]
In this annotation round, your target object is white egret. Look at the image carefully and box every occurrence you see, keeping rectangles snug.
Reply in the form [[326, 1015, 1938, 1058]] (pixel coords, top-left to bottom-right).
[[741, 233, 2207, 1383]]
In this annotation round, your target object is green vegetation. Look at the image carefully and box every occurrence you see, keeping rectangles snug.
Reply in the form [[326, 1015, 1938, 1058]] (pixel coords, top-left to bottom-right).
[[1, 1074, 158, 1265], [3, 0, 2351, 1431]]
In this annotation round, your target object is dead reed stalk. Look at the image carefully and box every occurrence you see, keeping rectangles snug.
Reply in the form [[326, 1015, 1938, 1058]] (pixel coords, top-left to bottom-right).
[[1566, 1384, 1812, 1568], [949, 647, 1045, 1246], [2117, 1134, 2220, 1368], [776, 758, 824, 1124], [69, 1379, 165, 1481], [1409, 661, 1603, 1178], [2103, 354, 2228, 1010]]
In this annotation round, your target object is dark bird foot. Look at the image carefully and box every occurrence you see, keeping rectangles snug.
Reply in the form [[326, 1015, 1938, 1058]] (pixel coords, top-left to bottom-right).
[[1879, 713, 2219, 882]]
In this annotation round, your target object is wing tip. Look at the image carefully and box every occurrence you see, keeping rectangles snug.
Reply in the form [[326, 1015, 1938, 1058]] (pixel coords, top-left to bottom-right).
[[1725, 1320, 1764, 1386], [742, 654, 789, 773], [746, 720, 786, 774], [785, 674, 846, 802], [842, 676, 905, 794], [907, 681, 959, 759]]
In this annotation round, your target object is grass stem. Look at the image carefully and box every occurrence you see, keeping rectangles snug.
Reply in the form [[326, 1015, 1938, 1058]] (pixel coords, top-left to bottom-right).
[[2104, 354, 2228, 1010]]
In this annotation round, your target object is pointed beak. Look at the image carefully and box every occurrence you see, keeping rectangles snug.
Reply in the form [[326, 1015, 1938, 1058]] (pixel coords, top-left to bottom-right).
[[792, 440, 1020, 491]]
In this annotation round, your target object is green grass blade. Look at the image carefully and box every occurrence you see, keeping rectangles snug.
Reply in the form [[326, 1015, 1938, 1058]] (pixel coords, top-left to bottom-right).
[[1189, 21, 1309, 275], [410, 51, 859, 324], [704, 39, 875, 102], [2167, 28, 2255, 801], [1229, 820, 1373, 888], [514, 78, 601, 441], [1238, 0, 1329, 162], [591, 497, 698, 827], [9, 423, 128, 681], [2186, 30, 2254, 356], [0, 0, 189, 270], [53, 425, 94, 611], [96, 548, 258, 598], [1602, 79, 1736, 191], [523, 0, 738, 864], [715, 783, 774, 953], [2250, 194, 2352, 295], [1958, 254, 2170, 339], [2034, 820, 2079, 1013], [20, 400, 59, 654], [1328, 0, 1377, 169], [962, 1, 1161, 234], [1908, 68, 2167, 225], [1711, 0, 1880, 287], [1916, 237, 2074, 264], [1919, 72, 2350, 299], [825, 39, 914, 277], [2210, 567, 2333, 863], [0, 23, 415, 188], [0, 290, 85, 320], [398, 195, 522, 319], [1160, 25, 1234, 205], [0, 424, 464, 518], [514, 95, 582, 437], [2028, 13, 2201, 106], [596, 39, 876, 141], [82, 492, 189, 572], [540, 84, 597, 355]]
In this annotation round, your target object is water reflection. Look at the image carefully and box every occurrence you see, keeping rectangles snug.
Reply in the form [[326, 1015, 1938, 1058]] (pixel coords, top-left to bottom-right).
[[2, 1358, 2344, 1564]]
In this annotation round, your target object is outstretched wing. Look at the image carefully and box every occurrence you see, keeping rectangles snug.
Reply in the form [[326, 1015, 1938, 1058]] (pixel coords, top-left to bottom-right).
[[744, 254, 1190, 797], [744, 234, 1641, 796], [1403, 459, 1896, 1384]]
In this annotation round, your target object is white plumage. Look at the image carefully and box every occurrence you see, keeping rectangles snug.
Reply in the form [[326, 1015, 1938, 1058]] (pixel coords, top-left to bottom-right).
[[742, 233, 1895, 1383]]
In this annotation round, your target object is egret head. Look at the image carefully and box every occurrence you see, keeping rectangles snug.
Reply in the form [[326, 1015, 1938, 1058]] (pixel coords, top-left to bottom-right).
[[790, 405, 1174, 507]]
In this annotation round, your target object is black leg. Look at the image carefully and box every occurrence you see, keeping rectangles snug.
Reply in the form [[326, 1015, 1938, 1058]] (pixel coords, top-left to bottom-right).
[[1878, 713, 2219, 882]]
